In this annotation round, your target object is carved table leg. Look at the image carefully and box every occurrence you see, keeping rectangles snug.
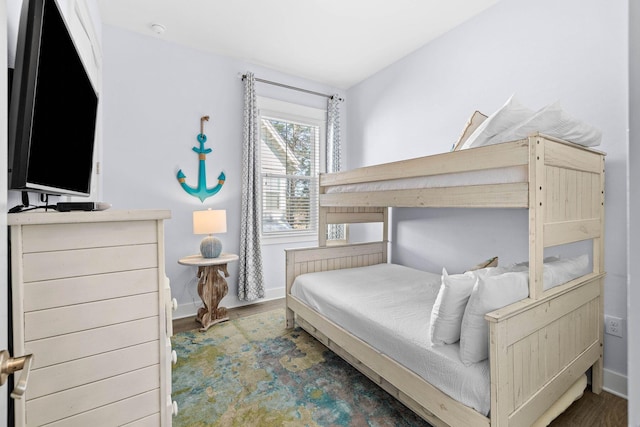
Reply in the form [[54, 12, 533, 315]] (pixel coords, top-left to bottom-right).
[[195, 264, 230, 331]]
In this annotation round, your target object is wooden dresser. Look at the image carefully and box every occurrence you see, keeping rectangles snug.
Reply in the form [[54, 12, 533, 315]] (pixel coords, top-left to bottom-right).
[[8, 210, 175, 426]]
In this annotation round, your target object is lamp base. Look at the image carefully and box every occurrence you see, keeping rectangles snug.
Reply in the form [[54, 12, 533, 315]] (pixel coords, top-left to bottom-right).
[[200, 235, 222, 258]]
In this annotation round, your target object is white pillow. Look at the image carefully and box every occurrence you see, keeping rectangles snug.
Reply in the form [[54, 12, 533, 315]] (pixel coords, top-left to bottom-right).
[[507, 255, 560, 272], [486, 101, 602, 147], [459, 271, 529, 365], [506, 254, 590, 290], [470, 266, 509, 278], [543, 254, 590, 290], [429, 268, 477, 345], [458, 95, 534, 150]]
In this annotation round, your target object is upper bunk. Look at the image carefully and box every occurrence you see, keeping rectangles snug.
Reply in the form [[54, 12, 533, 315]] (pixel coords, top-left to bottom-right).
[[320, 134, 604, 210], [317, 134, 606, 299]]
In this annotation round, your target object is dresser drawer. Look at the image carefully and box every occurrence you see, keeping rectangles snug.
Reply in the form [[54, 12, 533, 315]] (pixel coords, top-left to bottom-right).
[[42, 391, 161, 427], [25, 366, 160, 426], [19, 220, 159, 253], [24, 292, 159, 341], [23, 268, 159, 311], [22, 244, 158, 282], [28, 341, 160, 399], [26, 317, 160, 369]]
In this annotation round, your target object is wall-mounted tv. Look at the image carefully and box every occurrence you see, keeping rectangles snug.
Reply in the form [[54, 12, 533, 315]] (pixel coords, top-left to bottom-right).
[[8, 0, 99, 197]]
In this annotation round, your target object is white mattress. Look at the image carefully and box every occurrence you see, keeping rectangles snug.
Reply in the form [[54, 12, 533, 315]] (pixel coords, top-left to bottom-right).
[[291, 263, 491, 416], [324, 165, 527, 194]]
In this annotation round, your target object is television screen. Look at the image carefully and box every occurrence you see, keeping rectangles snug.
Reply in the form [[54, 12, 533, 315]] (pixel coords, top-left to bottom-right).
[[8, 0, 99, 197]]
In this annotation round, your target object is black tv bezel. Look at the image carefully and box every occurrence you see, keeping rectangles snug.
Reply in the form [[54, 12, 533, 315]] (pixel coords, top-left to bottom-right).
[[8, 0, 99, 198]]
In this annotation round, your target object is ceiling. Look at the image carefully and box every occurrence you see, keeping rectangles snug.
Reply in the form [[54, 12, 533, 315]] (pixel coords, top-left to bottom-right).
[[97, 0, 500, 89]]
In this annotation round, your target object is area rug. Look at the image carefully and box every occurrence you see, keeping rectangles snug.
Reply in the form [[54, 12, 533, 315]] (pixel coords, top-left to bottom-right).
[[171, 309, 432, 427]]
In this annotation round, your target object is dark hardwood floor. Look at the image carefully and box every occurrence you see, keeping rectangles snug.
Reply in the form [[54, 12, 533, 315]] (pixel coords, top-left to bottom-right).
[[550, 386, 627, 427], [172, 298, 284, 334], [173, 299, 628, 426]]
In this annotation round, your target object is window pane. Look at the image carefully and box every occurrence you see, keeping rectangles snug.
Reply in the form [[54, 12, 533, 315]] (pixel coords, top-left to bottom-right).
[[262, 176, 316, 232], [260, 116, 319, 236], [261, 118, 316, 177]]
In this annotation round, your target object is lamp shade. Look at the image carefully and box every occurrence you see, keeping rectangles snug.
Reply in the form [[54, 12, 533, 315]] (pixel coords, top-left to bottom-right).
[[193, 209, 227, 235]]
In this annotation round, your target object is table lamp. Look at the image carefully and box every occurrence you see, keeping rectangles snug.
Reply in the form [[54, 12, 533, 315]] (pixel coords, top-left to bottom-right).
[[193, 209, 227, 258]]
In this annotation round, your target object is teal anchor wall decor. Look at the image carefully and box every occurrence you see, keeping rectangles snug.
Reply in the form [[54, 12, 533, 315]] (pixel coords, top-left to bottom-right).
[[177, 116, 226, 202]]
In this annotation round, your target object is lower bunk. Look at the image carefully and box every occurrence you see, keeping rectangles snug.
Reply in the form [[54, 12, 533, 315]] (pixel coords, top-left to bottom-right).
[[285, 242, 604, 427]]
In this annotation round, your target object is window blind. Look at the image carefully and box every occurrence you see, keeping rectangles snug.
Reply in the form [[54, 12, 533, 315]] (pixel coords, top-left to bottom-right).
[[260, 117, 319, 235]]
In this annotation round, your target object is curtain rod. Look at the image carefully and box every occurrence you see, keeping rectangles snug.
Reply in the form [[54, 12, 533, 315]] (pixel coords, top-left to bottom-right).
[[240, 73, 344, 102]]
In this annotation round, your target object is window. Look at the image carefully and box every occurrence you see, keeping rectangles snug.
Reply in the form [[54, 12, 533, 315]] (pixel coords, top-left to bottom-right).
[[258, 97, 325, 241]]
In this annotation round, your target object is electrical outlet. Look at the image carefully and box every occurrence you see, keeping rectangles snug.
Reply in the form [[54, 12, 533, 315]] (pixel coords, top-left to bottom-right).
[[604, 315, 623, 338]]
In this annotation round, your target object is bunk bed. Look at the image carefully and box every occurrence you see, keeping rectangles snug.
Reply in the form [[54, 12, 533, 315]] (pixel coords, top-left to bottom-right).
[[285, 134, 605, 427]]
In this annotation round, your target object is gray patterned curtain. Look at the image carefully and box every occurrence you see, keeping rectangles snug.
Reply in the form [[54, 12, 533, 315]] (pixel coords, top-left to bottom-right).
[[327, 95, 345, 241], [238, 72, 265, 301]]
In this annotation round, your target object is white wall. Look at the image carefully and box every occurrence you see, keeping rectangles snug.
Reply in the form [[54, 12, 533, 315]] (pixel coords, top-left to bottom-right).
[[628, 0, 639, 422], [101, 25, 345, 317], [346, 0, 629, 395]]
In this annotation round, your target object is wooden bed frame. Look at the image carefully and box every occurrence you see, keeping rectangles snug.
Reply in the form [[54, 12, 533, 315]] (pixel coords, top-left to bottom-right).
[[285, 135, 605, 427]]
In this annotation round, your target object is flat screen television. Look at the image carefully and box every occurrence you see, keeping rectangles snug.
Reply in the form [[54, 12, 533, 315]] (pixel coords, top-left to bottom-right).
[[8, 0, 99, 197]]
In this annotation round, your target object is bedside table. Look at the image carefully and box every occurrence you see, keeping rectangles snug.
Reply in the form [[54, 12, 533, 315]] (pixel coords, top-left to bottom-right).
[[178, 253, 239, 331]]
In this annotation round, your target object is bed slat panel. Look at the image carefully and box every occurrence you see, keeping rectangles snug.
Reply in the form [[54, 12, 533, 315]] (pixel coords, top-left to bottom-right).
[[326, 212, 384, 224], [490, 321, 510, 426], [543, 219, 601, 247], [546, 166, 560, 221], [285, 243, 387, 307], [286, 242, 385, 263], [579, 171, 592, 219], [324, 207, 384, 213], [320, 183, 529, 208], [544, 166, 599, 222], [566, 169, 578, 219], [488, 275, 603, 426], [509, 299, 598, 414], [544, 141, 603, 174], [489, 275, 601, 346], [320, 140, 529, 187]]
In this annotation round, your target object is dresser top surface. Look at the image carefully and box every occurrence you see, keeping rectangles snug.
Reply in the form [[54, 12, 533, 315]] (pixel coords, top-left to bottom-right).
[[7, 209, 172, 226]]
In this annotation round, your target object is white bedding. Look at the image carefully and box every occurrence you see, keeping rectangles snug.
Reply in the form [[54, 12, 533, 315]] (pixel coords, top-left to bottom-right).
[[324, 165, 527, 194], [458, 96, 602, 150], [290, 263, 492, 415]]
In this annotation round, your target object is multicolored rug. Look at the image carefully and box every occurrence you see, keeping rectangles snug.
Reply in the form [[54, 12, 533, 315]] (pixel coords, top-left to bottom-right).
[[171, 309, 432, 427]]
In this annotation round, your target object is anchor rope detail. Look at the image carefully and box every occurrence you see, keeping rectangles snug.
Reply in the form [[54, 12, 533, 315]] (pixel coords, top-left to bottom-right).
[[177, 117, 225, 202]]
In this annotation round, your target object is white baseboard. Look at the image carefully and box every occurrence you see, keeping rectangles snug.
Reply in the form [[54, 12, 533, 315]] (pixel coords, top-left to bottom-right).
[[603, 368, 628, 399], [173, 287, 285, 320]]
